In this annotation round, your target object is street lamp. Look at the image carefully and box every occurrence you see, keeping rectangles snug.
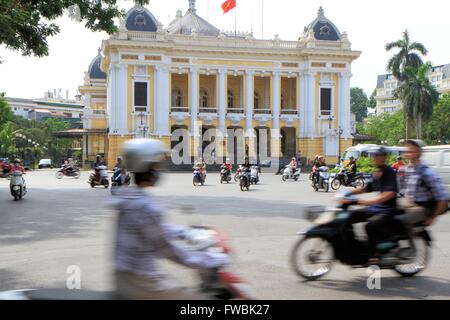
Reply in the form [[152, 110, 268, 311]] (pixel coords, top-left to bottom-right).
[[138, 112, 149, 138]]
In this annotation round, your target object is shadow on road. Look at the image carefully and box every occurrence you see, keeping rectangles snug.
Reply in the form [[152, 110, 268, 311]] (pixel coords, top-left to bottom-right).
[[303, 275, 450, 299]]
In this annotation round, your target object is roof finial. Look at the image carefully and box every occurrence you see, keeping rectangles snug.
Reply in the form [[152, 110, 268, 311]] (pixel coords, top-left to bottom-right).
[[189, 0, 196, 13], [318, 6, 325, 19], [97, 47, 102, 55]]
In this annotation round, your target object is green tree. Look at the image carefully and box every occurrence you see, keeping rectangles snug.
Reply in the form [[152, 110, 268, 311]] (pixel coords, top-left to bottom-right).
[[424, 94, 450, 145], [385, 30, 428, 81], [357, 110, 406, 146], [0, 0, 148, 62], [368, 89, 377, 111], [0, 92, 13, 125], [350, 87, 369, 122], [394, 62, 439, 139]]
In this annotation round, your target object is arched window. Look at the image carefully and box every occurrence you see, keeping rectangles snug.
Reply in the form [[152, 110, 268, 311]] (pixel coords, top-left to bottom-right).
[[227, 90, 234, 109], [171, 89, 182, 107], [200, 89, 208, 108], [254, 91, 260, 109]]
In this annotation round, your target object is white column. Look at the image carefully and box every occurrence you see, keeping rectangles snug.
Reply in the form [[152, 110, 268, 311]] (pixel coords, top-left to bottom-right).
[[83, 93, 91, 129], [218, 69, 227, 137], [189, 68, 199, 137], [154, 66, 170, 136], [306, 72, 316, 138], [339, 71, 352, 138], [118, 64, 128, 134], [244, 70, 254, 137], [107, 64, 119, 134], [272, 71, 280, 135], [298, 74, 305, 137]]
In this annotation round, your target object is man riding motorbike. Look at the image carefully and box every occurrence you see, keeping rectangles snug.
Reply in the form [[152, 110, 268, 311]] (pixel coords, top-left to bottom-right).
[[312, 156, 327, 184], [289, 157, 298, 175], [345, 156, 357, 185], [194, 157, 206, 182], [397, 140, 449, 248], [93, 155, 107, 182], [339, 147, 399, 262], [63, 158, 75, 175], [222, 158, 232, 176], [11, 159, 25, 174], [112, 138, 229, 300], [113, 157, 127, 186]]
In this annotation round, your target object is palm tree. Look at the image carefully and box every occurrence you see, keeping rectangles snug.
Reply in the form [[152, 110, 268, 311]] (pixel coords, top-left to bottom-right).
[[386, 30, 428, 81], [394, 63, 439, 139]]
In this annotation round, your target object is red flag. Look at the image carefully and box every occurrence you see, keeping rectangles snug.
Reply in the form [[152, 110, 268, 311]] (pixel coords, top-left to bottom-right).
[[222, 0, 236, 14]]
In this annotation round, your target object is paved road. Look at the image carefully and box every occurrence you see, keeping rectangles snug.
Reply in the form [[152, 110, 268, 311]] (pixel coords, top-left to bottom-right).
[[0, 170, 449, 299]]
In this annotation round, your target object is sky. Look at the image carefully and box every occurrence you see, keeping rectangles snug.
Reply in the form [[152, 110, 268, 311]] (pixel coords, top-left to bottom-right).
[[0, 0, 449, 99]]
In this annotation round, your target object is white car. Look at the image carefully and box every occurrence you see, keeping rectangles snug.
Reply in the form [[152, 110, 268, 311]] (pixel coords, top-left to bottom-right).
[[38, 159, 53, 169]]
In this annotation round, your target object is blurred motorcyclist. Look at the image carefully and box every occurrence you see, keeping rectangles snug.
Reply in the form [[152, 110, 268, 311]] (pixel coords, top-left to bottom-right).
[[241, 157, 252, 173], [11, 159, 25, 174], [113, 156, 127, 185], [339, 147, 399, 261], [222, 158, 232, 175], [113, 138, 229, 300], [312, 156, 326, 184], [398, 140, 449, 230], [194, 157, 206, 181], [63, 158, 75, 174], [93, 155, 107, 182], [288, 157, 298, 175], [392, 156, 406, 173]]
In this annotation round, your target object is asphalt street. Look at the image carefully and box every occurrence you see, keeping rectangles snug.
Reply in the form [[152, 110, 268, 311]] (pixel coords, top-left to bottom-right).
[[0, 170, 449, 299]]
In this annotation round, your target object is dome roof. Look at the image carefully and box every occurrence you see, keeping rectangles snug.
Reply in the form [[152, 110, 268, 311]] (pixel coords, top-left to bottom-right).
[[306, 7, 341, 41], [125, 4, 158, 32], [88, 50, 106, 80], [167, 0, 220, 37]]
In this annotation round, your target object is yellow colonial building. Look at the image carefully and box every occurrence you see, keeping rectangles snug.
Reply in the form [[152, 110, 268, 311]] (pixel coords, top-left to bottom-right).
[[79, 1, 361, 167]]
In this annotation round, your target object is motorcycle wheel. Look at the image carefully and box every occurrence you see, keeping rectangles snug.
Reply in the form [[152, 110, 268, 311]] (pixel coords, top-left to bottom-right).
[[220, 177, 223, 184], [394, 236, 429, 277], [193, 177, 198, 187], [291, 237, 334, 281], [282, 175, 288, 182], [103, 179, 109, 189], [234, 174, 239, 182], [294, 176, 299, 182], [73, 171, 81, 179], [354, 178, 365, 189], [240, 181, 245, 191], [90, 181, 95, 188], [330, 178, 341, 191], [324, 181, 330, 193], [55, 171, 64, 179]]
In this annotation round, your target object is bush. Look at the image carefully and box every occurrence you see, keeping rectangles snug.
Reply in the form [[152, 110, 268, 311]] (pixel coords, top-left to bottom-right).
[[357, 155, 398, 174]]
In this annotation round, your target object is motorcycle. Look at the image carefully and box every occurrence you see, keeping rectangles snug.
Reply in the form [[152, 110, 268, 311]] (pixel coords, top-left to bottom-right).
[[234, 165, 243, 182], [88, 165, 109, 188], [193, 166, 205, 186], [0, 226, 255, 300], [220, 165, 232, 184], [282, 166, 301, 182], [239, 170, 251, 191], [290, 196, 431, 281], [111, 167, 131, 193], [55, 166, 81, 179], [0, 164, 12, 179], [330, 166, 365, 190], [10, 171, 27, 201], [250, 166, 260, 185], [311, 166, 330, 192]]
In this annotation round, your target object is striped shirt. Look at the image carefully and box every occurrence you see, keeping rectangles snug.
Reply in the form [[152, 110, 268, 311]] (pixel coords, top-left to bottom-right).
[[405, 163, 449, 205]]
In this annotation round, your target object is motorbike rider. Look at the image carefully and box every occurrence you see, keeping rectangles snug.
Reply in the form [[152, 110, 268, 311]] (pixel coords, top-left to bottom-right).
[[222, 158, 232, 177], [194, 157, 206, 181], [339, 147, 399, 261], [392, 156, 406, 173], [113, 138, 229, 300], [11, 159, 25, 174], [312, 156, 327, 184], [397, 140, 449, 245], [289, 157, 298, 176], [63, 158, 75, 174], [113, 156, 127, 186], [93, 155, 107, 182], [345, 156, 357, 185]]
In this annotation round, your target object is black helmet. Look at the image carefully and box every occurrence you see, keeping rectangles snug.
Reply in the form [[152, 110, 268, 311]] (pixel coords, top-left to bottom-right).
[[370, 146, 388, 156]]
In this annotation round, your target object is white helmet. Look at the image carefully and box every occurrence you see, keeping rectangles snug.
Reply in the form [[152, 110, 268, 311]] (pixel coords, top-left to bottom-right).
[[122, 139, 168, 173]]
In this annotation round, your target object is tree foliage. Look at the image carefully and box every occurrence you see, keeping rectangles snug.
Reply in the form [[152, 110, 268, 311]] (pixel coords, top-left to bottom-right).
[[423, 94, 450, 145], [0, 0, 149, 62], [357, 110, 406, 146], [0, 92, 13, 125], [350, 87, 369, 122], [368, 89, 377, 110]]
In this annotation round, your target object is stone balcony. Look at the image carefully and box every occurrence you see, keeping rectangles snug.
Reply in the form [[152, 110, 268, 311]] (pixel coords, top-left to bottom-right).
[[280, 109, 299, 127], [198, 107, 218, 125], [226, 108, 245, 126], [170, 106, 190, 125]]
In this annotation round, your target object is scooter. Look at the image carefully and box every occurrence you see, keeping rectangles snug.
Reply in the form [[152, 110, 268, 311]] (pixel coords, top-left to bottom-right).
[[0, 226, 255, 300], [10, 171, 27, 201], [193, 166, 205, 186], [250, 166, 260, 185], [330, 166, 365, 190], [290, 195, 431, 281], [88, 165, 109, 189], [311, 166, 330, 192], [55, 166, 81, 179], [239, 170, 251, 191], [220, 166, 232, 184], [282, 166, 301, 182]]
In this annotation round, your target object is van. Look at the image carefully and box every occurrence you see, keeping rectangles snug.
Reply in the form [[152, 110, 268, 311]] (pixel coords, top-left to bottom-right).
[[341, 144, 406, 165], [421, 145, 450, 193]]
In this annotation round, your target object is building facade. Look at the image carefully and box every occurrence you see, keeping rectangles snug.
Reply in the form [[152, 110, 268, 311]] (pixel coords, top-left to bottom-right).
[[79, 1, 361, 167], [376, 64, 450, 114]]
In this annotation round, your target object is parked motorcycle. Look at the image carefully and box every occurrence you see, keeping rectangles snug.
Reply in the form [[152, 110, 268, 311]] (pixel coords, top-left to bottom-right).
[[193, 166, 205, 186], [282, 166, 301, 182], [88, 165, 109, 188], [0, 226, 255, 300], [250, 166, 260, 185], [311, 166, 330, 192], [111, 167, 131, 193], [330, 166, 365, 190], [220, 165, 232, 184], [290, 196, 431, 281], [55, 166, 81, 179], [239, 170, 251, 191], [10, 171, 27, 201]]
